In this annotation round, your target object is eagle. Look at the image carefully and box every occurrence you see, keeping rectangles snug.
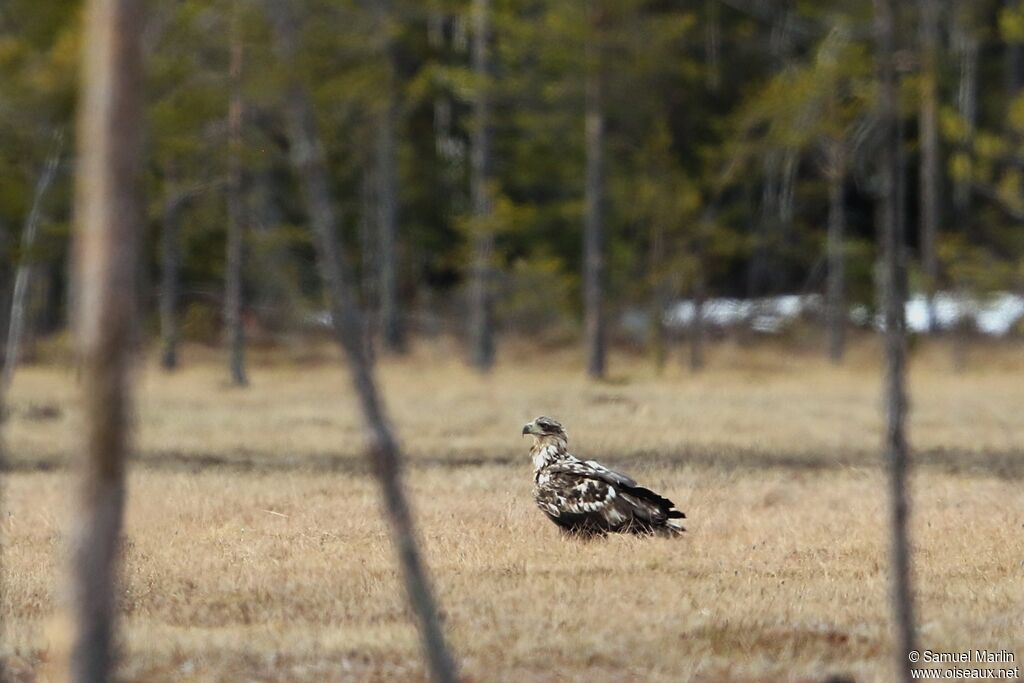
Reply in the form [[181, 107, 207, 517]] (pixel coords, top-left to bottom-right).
[[522, 416, 685, 536]]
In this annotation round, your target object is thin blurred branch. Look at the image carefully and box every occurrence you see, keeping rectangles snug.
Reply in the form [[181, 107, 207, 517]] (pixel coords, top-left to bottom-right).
[[874, 0, 917, 681], [265, 4, 459, 682]]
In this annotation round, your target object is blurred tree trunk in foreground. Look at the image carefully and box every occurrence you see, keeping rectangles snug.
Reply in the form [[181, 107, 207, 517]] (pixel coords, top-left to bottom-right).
[[584, 0, 607, 379], [267, 6, 458, 682], [468, 0, 496, 372], [56, 0, 143, 679], [225, 1, 248, 386], [2, 131, 62, 396], [0, 214, 4, 651], [874, 1, 918, 681]]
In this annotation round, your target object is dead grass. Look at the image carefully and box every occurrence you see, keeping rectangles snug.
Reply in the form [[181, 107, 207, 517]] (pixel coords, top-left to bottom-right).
[[2, 341, 1024, 682]]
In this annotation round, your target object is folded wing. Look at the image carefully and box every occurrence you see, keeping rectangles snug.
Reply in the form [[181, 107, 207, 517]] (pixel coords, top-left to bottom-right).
[[536, 460, 685, 535]]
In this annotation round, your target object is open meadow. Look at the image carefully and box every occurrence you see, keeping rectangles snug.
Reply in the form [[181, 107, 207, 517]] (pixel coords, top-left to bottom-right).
[[2, 341, 1023, 682]]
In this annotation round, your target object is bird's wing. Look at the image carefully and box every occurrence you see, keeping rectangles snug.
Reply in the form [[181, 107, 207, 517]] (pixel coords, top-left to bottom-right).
[[534, 466, 620, 519], [546, 460, 686, 524], [581, 459, 637, 488]]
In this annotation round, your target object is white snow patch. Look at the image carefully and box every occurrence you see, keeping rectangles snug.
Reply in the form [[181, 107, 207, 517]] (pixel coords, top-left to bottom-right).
[[661, 292, 1024, 337], [664, 295, 822, 334]]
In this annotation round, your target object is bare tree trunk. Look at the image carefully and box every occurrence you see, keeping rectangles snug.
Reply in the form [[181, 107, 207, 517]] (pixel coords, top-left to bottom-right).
[[896, 97, 909, 305], [951, 290, 970, 371], [160, 181, 219, 371], [826, 146, 846, 364], [428, 12, 456, 165], [649, 298, 666, 373], [584, 0, 607, 379], [267, 7, 457, 682], [687, 210, 715, 373], [359, 167, 378, 359], [648, 219, 667, 373], [748, 150, 782, 322], [874, 2, 918, 681], [690, 269, 706, 373], [377, 105, 404, 353], [918, 0, 941, 333], [2, 131, 63, 396], [704, 0, 721, 92], [468, 0, 496, 371], [0, 217, 5, 647], [748, 9, 798, 303], [0, 219, 10, 373], [58, 1, 143, 679], [691, 41, 720, 373], [376, 3, 405, 355], [1009, 1, 1024, 98], [777, 149, 798, 290], [225, 1, 248, 386], [160, 191, 183, 371], [952, 12, 977, 370], [953, 15, 977, 221]]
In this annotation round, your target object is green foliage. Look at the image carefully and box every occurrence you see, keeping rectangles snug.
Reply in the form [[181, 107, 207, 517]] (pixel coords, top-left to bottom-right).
[[2, 0, 1024, 342], [1000, 4, 1024, 43], [499, 256, 577, 337]]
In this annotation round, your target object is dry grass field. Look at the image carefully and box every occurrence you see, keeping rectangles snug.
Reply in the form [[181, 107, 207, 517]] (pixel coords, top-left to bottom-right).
[[2, 340, 1023, 682]]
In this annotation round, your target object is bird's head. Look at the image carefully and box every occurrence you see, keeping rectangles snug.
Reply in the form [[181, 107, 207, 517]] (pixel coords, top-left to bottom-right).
[[522, 416, 568, 448]]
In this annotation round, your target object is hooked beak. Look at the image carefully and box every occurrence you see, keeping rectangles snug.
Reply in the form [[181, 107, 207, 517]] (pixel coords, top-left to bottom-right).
[[521, 423, 531, 437]]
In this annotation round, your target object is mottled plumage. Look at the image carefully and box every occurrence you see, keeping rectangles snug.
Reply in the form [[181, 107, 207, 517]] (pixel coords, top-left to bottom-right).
[[522, 416, 686, 536]]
